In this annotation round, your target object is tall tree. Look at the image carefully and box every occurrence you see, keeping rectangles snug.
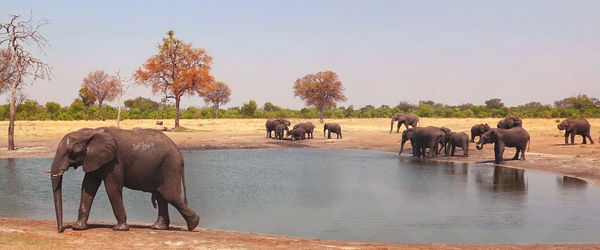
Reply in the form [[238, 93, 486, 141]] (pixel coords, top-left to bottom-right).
[[82, 70, 119, 120], [485, 98, 504, 109], [293, 71, 346, 123], [1, 14, 52, 150], [202, 81, 230, 118], [134, 30, 214, 128], [114, 70, 131, 128]]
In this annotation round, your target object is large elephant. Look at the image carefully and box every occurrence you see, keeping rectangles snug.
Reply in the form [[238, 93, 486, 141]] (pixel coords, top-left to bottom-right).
[[390, 113, 419, 133], [470, 123, 491, 142], [444, 132, 469, 157], [476, 127, 530, 164], [293, 122, 315, 139], [557, 118, 594, 145], [399, 126, 445, 157], [497, 117, 523, 129], [324, 123, 342, 139], [49, 127, 199, 233], [265, 119, 291, 138]]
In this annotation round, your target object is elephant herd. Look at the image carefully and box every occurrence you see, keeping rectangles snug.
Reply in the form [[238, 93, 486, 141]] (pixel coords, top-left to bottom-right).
[[394, 115, 595, 164], [47, 115, 594, 234], [265, 119, 342, 141]]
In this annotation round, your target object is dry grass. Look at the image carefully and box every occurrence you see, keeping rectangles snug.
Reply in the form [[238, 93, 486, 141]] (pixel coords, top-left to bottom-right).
[[1, 118, 599, 139]]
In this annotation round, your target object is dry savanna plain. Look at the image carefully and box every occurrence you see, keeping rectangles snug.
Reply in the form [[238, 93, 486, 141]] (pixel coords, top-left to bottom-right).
[[1, 118, 600, 249]]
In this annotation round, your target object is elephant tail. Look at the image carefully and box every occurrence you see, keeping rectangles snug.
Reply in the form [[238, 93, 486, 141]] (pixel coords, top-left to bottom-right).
[[527, 138, 531, 152], [182, 163, 189, 206]]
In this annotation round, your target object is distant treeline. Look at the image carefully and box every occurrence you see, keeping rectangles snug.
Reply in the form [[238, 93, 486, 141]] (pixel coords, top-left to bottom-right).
[[1, 95, 599, 121]]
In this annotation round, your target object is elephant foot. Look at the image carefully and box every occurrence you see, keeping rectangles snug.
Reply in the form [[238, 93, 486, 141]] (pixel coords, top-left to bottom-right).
[[186, 213, 200, 231], [151, 218, 170, 230], [72, 221, 89, 230], [112, 223, 129, 231]]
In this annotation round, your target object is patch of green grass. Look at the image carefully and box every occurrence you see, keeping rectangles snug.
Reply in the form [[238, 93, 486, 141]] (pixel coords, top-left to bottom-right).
[[0, 235, 59, 249]]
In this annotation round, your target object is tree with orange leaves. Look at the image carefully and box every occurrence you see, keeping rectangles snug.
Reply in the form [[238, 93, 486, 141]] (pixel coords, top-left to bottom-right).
[[82, 70, 119, 120], [293, 71, 347, 123], [134, 30, 214, 128]]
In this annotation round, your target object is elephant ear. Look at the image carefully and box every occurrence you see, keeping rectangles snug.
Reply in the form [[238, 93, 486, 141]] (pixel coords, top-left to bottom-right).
[[490, 130, 499, 141], [83, 131, 117, 173]]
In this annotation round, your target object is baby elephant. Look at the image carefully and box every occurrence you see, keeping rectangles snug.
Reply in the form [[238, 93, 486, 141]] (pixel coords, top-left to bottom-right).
[[293, 122, 315, 139], [444, 132, 469, 157], [274, 124, 289, 140], [287, 127, 306, 141], [557, 118, 594, 145], [324, 123, 342, 139]]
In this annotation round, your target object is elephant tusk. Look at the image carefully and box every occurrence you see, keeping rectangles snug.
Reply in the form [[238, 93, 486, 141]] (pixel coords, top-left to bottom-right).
[[44, 169, 51, 173]]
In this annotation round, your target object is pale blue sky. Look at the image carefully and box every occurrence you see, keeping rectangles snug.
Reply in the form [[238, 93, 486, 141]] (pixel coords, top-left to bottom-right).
[[2, 1, 599, 109]]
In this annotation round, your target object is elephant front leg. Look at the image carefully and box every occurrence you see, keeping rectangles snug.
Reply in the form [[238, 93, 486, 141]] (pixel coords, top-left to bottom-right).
[[151, 193, 170, 230], [104, 180, 129, 231], [73, 174, 102, 230]]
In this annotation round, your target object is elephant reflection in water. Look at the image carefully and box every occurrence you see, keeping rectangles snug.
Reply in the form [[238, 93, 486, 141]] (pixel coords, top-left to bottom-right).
[[557, 176, 587, 189], [475, 166, 527, 193]]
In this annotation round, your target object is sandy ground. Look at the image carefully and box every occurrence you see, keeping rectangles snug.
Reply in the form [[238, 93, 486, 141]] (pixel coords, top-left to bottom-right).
[[1, 118, 599, 249]]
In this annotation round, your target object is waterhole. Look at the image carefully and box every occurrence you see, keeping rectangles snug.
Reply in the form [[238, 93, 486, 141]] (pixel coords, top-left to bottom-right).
[[1, 149, 599, 243]]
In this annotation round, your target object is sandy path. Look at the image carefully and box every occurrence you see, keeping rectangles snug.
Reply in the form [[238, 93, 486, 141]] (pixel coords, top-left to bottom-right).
[[1, 118, 599, 248]]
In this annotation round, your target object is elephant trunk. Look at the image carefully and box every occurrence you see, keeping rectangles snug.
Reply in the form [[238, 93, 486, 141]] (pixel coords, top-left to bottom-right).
[[476, 142, 484, 150], [399, 140, 406, 155], [390, 121, 394, 133], [50, 157, 66, 233]]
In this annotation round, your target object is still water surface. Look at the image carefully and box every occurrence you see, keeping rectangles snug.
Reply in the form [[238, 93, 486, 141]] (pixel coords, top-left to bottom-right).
[[1, 149, 599, 243]]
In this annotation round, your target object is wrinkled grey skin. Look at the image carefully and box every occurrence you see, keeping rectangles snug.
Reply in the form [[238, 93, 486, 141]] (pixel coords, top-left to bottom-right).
[[476, 127, 530, 164], [324, 123, 342, 139], [265, 119, 291, 138], [287, 127, 306, 141], [470, 123, 491, 142], [400, 126, 445, 157], [274, 124, 289, 140], [444, 132, 470, 157], [293, 122, 315, 139], [50, 127, 199, 233], [390, 113, 419, 133], [557, 118, 594, 144], [497, 117, 523, 129]]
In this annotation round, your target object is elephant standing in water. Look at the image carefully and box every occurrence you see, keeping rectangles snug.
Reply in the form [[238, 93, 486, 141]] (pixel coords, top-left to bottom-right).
[[49, 127, 199, 233], [400, 126, 446, 157], [324, 123, 342, 139], [470, 123, 491, 142], [497, 117, 523, 129], [390, 113, 419, 133], [476, 127, 530, 164], [265, 119, 291, 138], [557, 118, 594, 145]]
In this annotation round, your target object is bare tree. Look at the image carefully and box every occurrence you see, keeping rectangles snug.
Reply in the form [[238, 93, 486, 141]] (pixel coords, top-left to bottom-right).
[[82, 70, 119, 120], [1, 14, 52, 150], [115, 70, 132, 128], [202, 81, 231, 118]]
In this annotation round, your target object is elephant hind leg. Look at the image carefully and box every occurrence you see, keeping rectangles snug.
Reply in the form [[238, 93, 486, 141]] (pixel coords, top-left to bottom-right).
[[512, 149, 520, 160], [161, 191, 199, 231], [151, 193, 170, 230]]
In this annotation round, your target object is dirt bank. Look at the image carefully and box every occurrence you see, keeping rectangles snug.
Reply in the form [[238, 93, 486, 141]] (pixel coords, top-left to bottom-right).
[[1, 118, 599, 248]]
